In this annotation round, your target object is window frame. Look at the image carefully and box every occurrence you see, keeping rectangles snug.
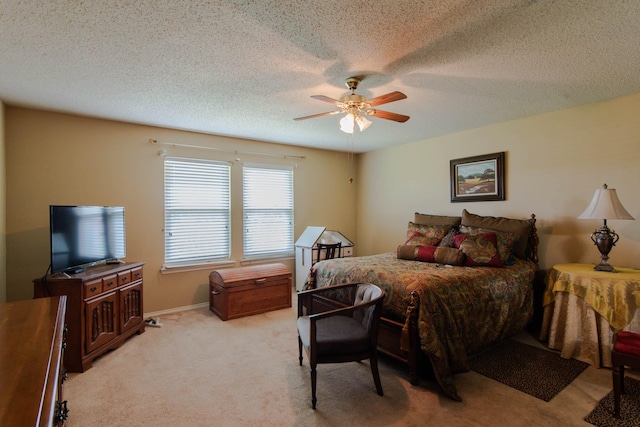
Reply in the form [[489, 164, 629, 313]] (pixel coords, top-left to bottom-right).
[[163, 156, 232, 269], [242, 163, 294, 260]]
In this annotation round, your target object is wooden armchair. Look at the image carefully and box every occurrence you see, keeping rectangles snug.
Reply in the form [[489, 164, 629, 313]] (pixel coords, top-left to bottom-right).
[[612, 331, 640, 418], [296, 282, 385, 409]]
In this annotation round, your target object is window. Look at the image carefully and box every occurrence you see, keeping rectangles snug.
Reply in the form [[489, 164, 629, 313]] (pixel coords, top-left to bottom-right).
[[243, 164, 294, 258], [164, 157, 231, 267]]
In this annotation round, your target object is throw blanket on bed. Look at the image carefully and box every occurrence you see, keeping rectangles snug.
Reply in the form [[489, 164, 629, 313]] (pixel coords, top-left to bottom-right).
[[311, 252, 537, 400]]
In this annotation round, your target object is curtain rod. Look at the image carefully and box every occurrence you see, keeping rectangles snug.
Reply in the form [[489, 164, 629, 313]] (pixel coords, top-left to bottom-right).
[[148, 139, 306, 160]]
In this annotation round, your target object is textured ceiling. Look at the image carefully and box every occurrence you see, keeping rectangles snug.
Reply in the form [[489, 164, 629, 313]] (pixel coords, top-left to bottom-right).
[[1, 1, 640, 153]]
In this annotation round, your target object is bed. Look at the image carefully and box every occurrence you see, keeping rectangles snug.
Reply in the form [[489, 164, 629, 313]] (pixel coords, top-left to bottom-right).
[[306, 209, 540, 401]]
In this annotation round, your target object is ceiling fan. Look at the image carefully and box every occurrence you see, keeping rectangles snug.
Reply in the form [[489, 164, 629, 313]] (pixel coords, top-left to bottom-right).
[[294, 77, 410, 134]]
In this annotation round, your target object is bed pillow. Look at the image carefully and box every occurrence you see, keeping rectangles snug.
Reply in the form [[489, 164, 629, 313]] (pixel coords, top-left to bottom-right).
[[414, 212, 462, 227], [438, 227, 460, 248], [404, 222, 453, 246], [461, 209, 534, 259], [397, 245, 466, 266], [459, 225, 519, 265], [453, 232, 504, 267]]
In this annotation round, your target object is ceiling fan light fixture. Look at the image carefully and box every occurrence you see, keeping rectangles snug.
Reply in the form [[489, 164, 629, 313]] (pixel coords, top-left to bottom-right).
[[339, 113, 356, 134], [294, 77, 409, 134], [356, 114, 371, 132]]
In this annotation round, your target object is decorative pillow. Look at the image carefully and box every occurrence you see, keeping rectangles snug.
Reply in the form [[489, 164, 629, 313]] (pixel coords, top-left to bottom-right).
[[438, 226, 460, 248], [453, 232, 504, 267], [414, 212, 462, 227], [397, 245, 466, 266], [461, 209, 534, 259], [404, 222, 453, 246], [459, 225, 520, 265]]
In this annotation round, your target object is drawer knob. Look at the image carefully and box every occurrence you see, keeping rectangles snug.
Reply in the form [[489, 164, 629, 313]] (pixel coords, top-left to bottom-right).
[[254, 278, 267, 285], [211, 290, 220, 295], [90, 286, 97, 292]]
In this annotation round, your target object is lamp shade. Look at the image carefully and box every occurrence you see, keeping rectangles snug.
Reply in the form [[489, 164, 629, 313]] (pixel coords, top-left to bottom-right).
[[339, 114, 355, 134], [578, 184, 635, 220], [340, 113, 372, 134], [355, 114, 371, 132]]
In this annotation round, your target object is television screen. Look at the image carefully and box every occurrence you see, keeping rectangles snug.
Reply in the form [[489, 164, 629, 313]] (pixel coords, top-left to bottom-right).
[[50, 205, 126, 274]]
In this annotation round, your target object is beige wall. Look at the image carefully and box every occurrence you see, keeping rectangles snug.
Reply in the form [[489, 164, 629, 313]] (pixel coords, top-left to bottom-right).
[[5, 108, 357, 311], [5, 93, 639, 310], [0, 100, 6, 303], [356, 92, 640, 272]]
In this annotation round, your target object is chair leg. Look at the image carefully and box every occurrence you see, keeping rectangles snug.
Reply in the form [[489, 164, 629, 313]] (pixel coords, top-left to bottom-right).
[[310, 364, 317, 409], [298, 336, 303, 366], [613, 364, 623, 418], [370, 352, 384, 396]]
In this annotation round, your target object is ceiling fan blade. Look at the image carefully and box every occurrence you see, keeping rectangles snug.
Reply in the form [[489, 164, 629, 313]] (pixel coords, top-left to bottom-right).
[[293, 111, 339, 121], [368, 109, 410, 123], [366, 91, 407, 107], [310, 95, 343, 106]]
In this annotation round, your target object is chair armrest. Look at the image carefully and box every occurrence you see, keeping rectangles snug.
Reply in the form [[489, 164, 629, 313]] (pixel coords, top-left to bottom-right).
[[297, 282, 360, 317], [297, 282, 360, 297], [306, 296, 380, 321]]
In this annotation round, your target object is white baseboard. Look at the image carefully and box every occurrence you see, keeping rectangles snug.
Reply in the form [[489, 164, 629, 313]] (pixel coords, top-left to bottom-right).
[[144, 302, 208, 318]]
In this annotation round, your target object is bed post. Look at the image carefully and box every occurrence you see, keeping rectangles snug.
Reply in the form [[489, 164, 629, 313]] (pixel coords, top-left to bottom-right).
[[303, 267, 316, 290], [526, 214, 539, 265], [407, 291, 421, 385]]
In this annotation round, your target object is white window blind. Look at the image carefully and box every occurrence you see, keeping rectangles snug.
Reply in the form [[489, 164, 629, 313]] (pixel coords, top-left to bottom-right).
[[243, 165, 294, 258], [164, 157, 231, 267]]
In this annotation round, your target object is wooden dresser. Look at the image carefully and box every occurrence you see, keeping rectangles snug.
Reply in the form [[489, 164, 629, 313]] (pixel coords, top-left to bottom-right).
[[34, 262, 145, 372], [0, 296, 68, 426]]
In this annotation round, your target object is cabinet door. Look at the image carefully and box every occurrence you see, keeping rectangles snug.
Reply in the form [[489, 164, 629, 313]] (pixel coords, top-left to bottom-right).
[[85, 291, 118, 354], [120, 281, 143, 333]]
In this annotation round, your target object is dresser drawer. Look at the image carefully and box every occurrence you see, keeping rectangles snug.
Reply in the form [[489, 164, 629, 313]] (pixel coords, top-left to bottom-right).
[[118, 270, 132, 286], [84, 279, 102, 299], [102, 274, 118, 292], [131, 266, 143, 282]]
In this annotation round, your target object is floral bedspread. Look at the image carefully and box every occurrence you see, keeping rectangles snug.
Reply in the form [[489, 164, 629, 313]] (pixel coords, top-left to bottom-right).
[[310, 252, 537, 400]]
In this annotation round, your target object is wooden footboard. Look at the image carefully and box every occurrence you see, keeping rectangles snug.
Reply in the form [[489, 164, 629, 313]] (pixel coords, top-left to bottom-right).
[[377, 291, 422, 385]]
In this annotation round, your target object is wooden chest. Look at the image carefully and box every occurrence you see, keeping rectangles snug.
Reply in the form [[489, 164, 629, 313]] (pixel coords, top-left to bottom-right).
[[209, 263, 292, 320]]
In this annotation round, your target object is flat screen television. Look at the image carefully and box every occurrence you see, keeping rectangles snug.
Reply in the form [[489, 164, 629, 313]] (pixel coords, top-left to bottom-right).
[[50, 205, 126, 274]]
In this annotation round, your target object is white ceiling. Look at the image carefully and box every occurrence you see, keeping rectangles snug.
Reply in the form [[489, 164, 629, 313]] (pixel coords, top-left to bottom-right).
[[1, 1, 639, 153]]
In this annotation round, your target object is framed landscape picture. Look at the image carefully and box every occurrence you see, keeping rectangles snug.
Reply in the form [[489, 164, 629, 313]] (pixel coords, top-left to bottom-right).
[[450, 152, 505, 202]]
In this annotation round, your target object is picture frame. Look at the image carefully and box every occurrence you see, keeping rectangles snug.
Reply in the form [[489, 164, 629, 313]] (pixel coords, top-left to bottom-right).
[[450, 152, 505, 202]]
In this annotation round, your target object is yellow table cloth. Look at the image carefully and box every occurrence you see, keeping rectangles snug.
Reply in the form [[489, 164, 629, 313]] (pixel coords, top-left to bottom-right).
[[544, 263, 640, 331]]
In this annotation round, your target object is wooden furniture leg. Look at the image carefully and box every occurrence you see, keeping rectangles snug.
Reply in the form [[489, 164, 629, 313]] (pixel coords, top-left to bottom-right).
[[611, 331, 640, 419], [612, 364, 623, 418]]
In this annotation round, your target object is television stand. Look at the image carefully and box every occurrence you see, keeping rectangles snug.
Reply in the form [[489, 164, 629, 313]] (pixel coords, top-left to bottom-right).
[[34, 261, 145, 372]]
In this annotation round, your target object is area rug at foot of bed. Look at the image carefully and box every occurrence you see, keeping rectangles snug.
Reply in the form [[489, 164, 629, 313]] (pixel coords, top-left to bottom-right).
[[585, 377, 640, 427], [469, 338, 589, 401]]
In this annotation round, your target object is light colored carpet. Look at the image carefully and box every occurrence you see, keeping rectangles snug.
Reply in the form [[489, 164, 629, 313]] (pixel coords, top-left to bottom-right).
[[63, 302, 636, 427]]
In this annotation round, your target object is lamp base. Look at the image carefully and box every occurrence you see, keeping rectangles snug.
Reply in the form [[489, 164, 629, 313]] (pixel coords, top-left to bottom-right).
[[590, 223, 619, 273], [594, 262, 617, 273]]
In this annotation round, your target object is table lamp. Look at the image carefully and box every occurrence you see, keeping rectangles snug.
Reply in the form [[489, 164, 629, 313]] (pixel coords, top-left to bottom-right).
[[578, 184, 634, 272]]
